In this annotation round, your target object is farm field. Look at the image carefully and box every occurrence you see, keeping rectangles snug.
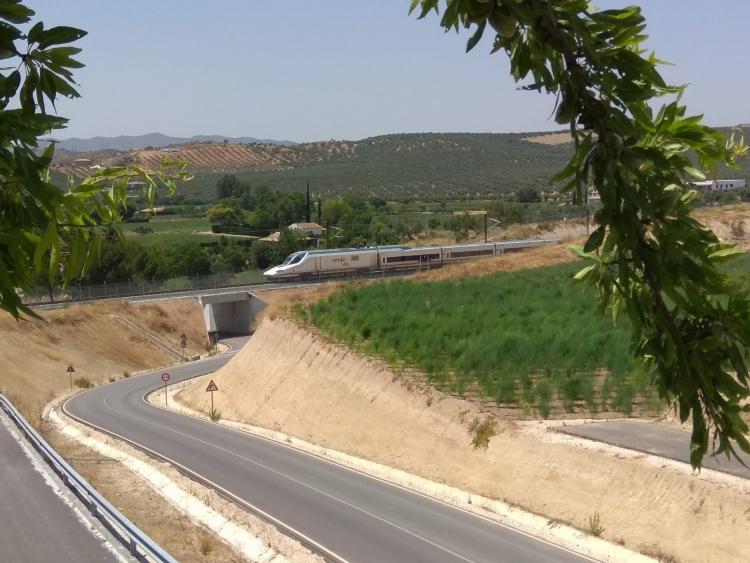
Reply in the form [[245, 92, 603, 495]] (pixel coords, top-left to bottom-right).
[[300, 247, 750, 419], [120, 217, 212, 246], [299, 262, 659, 418]]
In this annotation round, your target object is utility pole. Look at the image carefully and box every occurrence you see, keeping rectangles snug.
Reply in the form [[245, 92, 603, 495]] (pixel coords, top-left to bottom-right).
[[484, 212, 488, 243], [305, 181, 311, 223]]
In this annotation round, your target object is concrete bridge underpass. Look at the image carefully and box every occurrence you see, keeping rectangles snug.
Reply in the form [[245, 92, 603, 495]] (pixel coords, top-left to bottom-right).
[[198, 291, 266, 343]]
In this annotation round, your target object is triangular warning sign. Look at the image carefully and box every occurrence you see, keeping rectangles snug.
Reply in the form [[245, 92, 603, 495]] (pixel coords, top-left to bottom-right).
[[205, 380, 218, 392]]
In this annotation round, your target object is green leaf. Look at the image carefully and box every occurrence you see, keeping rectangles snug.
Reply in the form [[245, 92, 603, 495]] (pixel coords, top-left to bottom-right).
[[708, 246, 743, 261], [36, 26, 86, 49], [574, 264, 596, 281], [683, 166, 705, 179], [0, 0, 34, 24], [466, 21, 486, 53], [583, 225, 606, 253]]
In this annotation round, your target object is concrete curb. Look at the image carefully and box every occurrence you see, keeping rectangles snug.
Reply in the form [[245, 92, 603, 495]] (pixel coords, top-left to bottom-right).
[[44, 398, 290, 563], [154, 381, 655, 563]]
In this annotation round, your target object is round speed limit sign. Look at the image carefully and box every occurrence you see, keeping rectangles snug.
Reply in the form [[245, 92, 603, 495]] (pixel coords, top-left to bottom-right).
[[161, 372, 170, 382]]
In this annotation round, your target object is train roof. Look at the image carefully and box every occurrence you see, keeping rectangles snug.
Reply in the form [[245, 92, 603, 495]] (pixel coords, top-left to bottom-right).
[[306, 246, 410, 255], [301, 239, 558, 256]]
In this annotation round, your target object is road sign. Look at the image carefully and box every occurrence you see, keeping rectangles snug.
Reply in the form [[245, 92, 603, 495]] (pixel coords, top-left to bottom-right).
[[161, 373, 170, 407], [66, 364, 75, 391], [206, 379, 218, 417]]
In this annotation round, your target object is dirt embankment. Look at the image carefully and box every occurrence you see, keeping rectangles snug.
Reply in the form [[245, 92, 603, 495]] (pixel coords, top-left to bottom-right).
[[178, 317, 750, 563], [0, 299, 207, 423], [0, 297, 246, 561], [412, 241, 579, 282]]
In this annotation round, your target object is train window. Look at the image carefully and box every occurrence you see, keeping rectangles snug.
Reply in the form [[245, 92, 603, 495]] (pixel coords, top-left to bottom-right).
[[288, 252, 306, 265], [448, 249, 494, 258], [386, 253, 439, 263]]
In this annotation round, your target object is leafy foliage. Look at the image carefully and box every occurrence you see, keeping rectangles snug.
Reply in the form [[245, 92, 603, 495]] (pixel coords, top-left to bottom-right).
[[0, 1, 189, 317], [412, 0, 750, 466], [302, 263, 656, 416]]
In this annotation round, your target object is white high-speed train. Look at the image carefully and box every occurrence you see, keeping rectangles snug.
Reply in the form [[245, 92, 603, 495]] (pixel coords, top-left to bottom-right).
[[263, 239, 558, 279]]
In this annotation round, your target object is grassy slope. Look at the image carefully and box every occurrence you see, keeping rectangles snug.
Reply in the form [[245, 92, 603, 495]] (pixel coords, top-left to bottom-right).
[[300, 253, 750, 417], [301, 262, 652, 417]]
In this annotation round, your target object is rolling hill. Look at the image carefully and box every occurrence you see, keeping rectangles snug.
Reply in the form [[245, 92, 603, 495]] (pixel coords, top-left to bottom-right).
[[50, 127, 750, 201], [43, 132, 297, 152]]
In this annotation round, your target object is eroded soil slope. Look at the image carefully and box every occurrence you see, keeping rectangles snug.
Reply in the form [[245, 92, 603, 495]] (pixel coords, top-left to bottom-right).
[[0, 299, 207, 421], [178, 317, 750, 563]]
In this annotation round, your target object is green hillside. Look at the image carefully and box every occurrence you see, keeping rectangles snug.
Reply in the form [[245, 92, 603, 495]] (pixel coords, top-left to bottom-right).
[[179, 132, 575, 202]]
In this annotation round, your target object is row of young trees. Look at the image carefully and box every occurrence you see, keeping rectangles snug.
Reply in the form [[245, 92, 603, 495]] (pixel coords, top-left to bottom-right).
[[79, 236, 272, 284], [209, 175, 497, 246]]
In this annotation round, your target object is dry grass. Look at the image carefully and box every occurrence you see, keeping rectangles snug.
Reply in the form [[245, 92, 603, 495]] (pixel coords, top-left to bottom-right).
[[523, 132, 573, 145], [693, 202, 750, 248], [44, 428, 240, 563], [130, 300, 209, 354], [412, 242, 579, 282], [0, 298, 207, 422], [255, 283, 349, 322]]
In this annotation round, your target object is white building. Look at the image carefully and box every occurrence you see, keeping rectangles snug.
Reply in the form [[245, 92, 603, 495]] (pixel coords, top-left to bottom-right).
[[691, 179, 746, 192], [289, 222, 324, 236]]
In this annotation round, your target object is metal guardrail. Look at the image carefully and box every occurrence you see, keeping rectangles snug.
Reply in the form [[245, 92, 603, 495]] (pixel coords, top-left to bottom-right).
[[110, 315, 187, 361], [0, 393, 177, 563]]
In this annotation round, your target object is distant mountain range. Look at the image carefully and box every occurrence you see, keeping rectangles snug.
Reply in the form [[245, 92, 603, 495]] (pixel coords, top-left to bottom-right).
[[42, 132, 297, 152]]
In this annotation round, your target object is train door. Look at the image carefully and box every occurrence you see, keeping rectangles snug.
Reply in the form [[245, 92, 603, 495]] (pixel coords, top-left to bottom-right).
[[314, 255, 321, 274]]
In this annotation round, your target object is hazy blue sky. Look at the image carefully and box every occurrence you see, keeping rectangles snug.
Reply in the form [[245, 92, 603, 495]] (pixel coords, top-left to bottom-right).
[[29, 0, 749, 142]]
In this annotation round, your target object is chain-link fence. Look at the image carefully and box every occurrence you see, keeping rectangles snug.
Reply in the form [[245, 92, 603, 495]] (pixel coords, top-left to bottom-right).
[[23, 270, 267, 305], [22, 264, 435, 306]]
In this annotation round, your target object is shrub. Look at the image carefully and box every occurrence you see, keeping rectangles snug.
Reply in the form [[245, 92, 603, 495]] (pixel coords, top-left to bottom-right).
[[467, 416, 497, 451], [209, 408, 221, 422], [74, 377, 93, 389], [198, 535, 214, 556], [588, 512, 605, 537], [730, 219, 746, 240]]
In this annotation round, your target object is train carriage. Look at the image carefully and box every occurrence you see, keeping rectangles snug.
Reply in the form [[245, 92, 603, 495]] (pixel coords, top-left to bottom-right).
[[263, 239, 558, 279]]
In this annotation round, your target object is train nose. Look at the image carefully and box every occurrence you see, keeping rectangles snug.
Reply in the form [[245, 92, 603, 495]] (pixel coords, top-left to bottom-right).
[[263, 267, 278, 277]]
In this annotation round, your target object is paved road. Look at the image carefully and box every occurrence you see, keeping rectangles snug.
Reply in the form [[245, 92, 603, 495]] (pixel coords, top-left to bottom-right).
[[66, 347, 588, 563], [560, 420, 750, 478], [0, 411, 120, 563]]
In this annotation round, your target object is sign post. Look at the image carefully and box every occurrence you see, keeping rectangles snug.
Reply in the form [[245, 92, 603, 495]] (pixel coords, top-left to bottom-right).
[[205, 379, 218, 418], [66, 364, 75, 391], [161, 372, 170, 406]]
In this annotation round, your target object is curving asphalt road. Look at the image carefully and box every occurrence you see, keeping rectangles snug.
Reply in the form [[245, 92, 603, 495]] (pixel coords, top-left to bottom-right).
[[560, 420, 750, 479], [65, 342, 588, 563], [0, 410, 120, 563]]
